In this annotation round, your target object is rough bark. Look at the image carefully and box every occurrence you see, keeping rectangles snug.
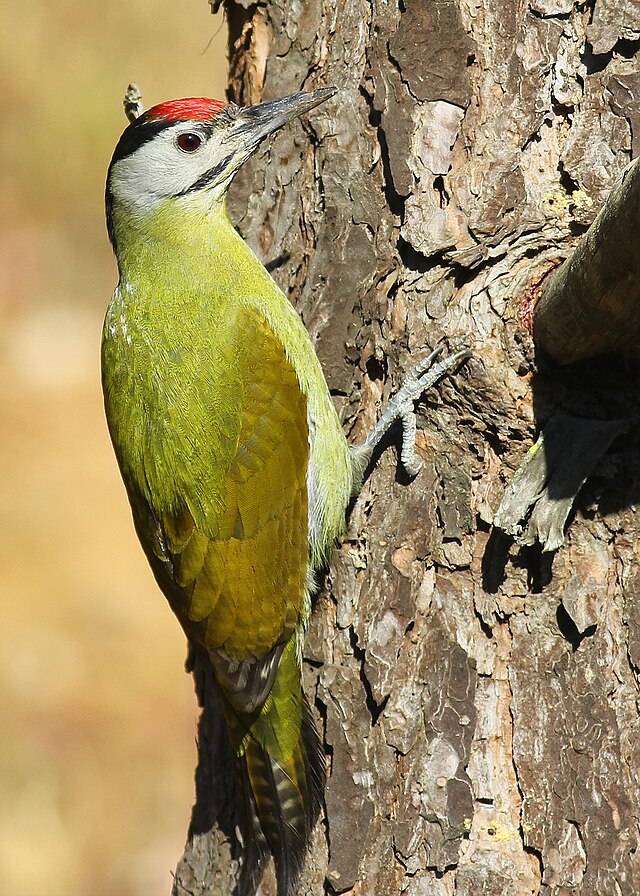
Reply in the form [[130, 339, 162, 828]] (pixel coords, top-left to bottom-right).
[[174, 1, 640, 894]]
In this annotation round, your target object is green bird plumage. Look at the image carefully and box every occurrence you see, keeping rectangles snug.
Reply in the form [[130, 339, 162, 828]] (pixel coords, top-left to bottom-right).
[[102, 88, 357, 896]]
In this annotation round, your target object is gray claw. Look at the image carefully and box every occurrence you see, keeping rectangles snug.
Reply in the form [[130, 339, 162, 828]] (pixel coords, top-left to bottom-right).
[[357, 346, 471, 476]]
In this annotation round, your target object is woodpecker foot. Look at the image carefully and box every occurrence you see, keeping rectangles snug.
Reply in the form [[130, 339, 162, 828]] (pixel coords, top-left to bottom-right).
[[358, 345, 471, 477]]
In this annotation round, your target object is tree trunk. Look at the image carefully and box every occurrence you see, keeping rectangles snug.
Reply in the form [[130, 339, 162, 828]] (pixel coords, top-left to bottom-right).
[[174, 1, 640, 893]]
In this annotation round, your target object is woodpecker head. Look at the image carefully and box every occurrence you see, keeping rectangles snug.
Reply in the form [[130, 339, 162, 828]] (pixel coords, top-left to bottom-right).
[[106, 87, 336, 249]]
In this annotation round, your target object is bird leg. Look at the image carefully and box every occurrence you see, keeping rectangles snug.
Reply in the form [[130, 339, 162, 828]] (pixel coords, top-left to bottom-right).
[[356, 345, 471, 477]]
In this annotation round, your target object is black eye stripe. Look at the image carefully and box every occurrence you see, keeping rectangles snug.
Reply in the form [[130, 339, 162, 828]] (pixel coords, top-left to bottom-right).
[[176, 152, 235, 196]]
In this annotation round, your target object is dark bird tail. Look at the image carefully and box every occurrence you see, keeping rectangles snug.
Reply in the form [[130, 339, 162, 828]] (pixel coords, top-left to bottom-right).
[[241, 697, 323, 896], [220, 637, 324, 896]]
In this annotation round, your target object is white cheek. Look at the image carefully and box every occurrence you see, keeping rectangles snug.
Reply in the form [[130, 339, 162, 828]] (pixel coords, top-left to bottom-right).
[[110, 134, 211, 214]]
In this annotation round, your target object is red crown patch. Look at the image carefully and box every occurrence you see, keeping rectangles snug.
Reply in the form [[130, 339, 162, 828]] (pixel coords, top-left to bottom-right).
[[146, 97, 228, 122]]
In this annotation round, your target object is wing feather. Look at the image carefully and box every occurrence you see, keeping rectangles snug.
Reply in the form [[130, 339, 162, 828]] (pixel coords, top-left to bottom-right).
[[152, 303, 309, 665]]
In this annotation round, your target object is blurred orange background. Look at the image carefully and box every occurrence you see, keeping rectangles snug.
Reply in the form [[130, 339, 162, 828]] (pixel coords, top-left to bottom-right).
[[0, 3, 226, 894]]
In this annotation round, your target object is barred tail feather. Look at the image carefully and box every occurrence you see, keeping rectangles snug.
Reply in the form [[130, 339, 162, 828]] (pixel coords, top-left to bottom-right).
[[236, 756, 269, 896], [240, 696, 324, 896]]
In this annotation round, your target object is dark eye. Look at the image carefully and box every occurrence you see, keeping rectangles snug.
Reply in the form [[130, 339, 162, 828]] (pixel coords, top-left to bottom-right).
[[176, 132, 202, 153]]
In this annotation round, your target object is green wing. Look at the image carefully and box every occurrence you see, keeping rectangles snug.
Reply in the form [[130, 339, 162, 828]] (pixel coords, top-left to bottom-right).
[[148, 303, 310, 670]]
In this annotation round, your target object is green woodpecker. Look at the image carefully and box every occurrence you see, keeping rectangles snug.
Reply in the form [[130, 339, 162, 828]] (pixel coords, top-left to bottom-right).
[[102, 86, 468, 896]]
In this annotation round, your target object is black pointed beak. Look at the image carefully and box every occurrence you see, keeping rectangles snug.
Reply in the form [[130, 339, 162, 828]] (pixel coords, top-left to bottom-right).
[[226, 87, 337, 155]]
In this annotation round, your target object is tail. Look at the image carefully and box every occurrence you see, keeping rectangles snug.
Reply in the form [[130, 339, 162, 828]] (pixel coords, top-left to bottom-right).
[[221, 637, 325, 896]]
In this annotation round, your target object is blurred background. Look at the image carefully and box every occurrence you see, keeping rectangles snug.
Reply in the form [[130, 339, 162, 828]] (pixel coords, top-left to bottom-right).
[[0, 3, 226, 894]]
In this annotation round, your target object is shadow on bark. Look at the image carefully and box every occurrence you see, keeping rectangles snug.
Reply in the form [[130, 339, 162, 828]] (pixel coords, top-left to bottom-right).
[[172, 652, 246, 896]]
